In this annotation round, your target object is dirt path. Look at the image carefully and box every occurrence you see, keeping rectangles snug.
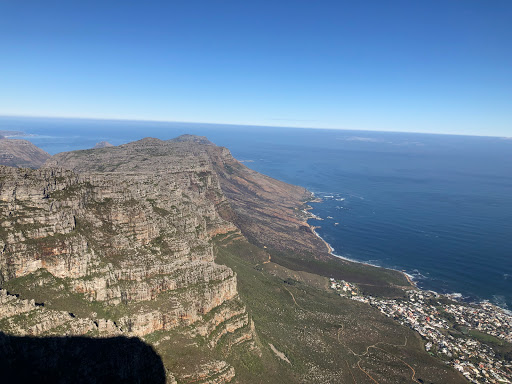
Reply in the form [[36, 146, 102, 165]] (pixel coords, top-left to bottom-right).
[[269, 343, 292, 365], [357, 360, 380, 383], [337, 328, 420, 384], [283, 286, 303, 310], [374, 346, 419, 383]]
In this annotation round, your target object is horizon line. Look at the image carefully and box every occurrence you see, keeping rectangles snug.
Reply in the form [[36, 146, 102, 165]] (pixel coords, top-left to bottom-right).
[[0, 113, 509, 140]]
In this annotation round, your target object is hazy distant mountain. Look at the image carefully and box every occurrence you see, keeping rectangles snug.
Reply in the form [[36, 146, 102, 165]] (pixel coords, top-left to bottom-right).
[[0, 137, 51, 168]]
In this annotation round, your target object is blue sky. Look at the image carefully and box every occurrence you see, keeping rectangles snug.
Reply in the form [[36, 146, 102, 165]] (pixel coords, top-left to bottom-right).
[[1, 1, 511, 136]]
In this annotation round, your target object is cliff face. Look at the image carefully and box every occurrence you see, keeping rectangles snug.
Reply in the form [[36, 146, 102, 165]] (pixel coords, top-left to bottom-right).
[[0, 138, 51, 168], [204, 142, 326, 254], [0, 137, 260, 382]]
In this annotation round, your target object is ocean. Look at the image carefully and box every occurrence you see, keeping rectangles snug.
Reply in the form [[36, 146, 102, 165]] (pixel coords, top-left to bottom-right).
[[2, 116, 512, 308]]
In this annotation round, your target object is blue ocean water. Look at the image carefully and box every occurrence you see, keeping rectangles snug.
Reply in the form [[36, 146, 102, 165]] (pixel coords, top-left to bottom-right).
[[2, 116, 512, 308]]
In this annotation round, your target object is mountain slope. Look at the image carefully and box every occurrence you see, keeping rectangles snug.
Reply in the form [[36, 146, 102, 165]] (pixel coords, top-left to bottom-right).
[[0, 138, 51, 168], [92, 141, 114, 149]]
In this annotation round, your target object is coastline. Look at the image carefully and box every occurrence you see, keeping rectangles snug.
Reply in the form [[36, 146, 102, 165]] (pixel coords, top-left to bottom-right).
[[305, 208, 512, 332], [303, 196, 512, 313], [402, 272, 417, 287], [308, 219, 417, 288]]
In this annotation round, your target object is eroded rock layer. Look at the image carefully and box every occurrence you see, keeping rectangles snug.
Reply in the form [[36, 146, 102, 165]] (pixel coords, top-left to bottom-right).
[[0, 136, 266, 382]]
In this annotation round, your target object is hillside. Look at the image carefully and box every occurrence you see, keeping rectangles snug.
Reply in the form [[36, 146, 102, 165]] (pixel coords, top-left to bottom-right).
[[0, 136, 466, 383], [0, 137, 51, 168]]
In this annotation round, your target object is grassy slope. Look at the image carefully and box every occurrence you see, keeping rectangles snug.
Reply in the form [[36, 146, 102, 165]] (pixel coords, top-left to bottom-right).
[[214, 234, 467, 384], [265, 247, 410, 299]]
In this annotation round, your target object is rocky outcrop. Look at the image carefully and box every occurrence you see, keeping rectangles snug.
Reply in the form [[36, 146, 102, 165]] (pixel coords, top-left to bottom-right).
[[93, 141, 114, 149], [0, 162, 241, 333], [180, 360, 235, 384], [0, 290, 37, 320], [0, 138, 51, 168], [0, 137, 269, 381]]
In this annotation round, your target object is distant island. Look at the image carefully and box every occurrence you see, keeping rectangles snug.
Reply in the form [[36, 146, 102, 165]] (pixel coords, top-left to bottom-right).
[[92, 141, 114, 149]]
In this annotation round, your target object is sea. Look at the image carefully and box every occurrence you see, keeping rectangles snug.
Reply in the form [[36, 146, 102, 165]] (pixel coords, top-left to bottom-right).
[[2, 116, 512, 309]]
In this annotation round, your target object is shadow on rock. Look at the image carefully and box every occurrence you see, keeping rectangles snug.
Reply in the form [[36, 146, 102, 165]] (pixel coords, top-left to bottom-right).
[[0, 332, 166, 383]]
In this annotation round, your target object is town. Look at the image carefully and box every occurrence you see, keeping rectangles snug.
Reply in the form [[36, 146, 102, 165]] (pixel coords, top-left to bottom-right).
[[330, 278, 512, 383]]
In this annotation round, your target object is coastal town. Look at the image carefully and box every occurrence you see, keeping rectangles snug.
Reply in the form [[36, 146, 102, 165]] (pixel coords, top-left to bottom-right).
[[330, 278, 512, 383]]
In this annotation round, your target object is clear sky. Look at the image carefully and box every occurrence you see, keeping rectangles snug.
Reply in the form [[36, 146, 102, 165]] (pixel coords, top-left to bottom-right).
[[1, 1, 511, 136]]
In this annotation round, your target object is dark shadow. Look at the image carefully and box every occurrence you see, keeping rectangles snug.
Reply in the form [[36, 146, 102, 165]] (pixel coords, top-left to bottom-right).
[[0, 332, 166, 383]]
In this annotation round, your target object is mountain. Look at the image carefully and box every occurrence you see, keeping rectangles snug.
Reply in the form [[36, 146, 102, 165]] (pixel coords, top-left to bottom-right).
[[92, 141, 114, 149], [0, 137, 51, 168], [0, 136, 466, 383]]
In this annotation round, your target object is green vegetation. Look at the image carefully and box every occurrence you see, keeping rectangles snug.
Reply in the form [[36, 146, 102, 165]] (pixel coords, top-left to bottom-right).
[[147, 198, 172, 216], [2, 269, 114, 319], [212, 238, 465, 383], [469, 329, 506, 345], [468, 330, 512, 362], [223, 164, 235, 175], [265, 247, 409, 299]]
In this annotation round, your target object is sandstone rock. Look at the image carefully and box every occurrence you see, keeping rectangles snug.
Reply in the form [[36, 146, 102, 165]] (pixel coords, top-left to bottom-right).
[[1, 137, 267, 381]]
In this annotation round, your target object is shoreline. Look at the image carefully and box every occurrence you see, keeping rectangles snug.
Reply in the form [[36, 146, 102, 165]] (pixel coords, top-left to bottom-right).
[[402, 272, 417, 287], [307, 219, 418, 288], [309, 199, 512, 382], [307, 216, 512, 317], [303, 195, 510, 311], [303, 195, 418, 287]]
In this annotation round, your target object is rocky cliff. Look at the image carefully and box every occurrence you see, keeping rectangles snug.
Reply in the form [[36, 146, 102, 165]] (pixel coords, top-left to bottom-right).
[[0, 136, 259, 382]]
